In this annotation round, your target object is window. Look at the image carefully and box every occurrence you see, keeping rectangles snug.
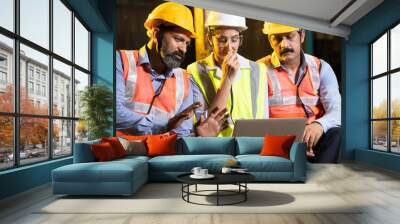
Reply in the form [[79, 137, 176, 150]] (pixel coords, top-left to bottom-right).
[[0, 0, 14, 32], [42, 85, 46, 97], [0, 0, 91, 170], [53, 59, 72, 117], [53, 0, 72, 60], [371, 23, 400, 154], [35, 70, 41, 81], [75, 18, 90, 70], [0, 35, 13, 113], [53, 119, 72, 158], [0, 54, 7, 86], [0, 54, 7, 67], [74, 69, 89, 119], [20, 0, 49, 49], [41, 73, 46, 83], [28, 67, 34, 80], [36, 83, 40, 95], [28, 81, 34, 94], [0, 71, 6, 85]]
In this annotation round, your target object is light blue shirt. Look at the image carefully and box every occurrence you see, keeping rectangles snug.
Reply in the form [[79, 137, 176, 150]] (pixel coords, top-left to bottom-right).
[[284, 52, 342, 133], [116, 46, 205, 136]]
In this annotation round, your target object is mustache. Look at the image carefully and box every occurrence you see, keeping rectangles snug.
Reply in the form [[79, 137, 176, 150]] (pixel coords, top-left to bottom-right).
[[280, 48, 294, 54], [168, 50, 185, 60]]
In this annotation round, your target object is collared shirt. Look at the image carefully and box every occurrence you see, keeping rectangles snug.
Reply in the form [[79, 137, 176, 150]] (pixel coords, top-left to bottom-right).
[[269, 51, 341, 133], [116, 46, 205, 136]]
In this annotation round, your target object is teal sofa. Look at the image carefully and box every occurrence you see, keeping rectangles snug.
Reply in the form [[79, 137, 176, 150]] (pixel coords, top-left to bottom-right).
[[52, 137, 306, 196]]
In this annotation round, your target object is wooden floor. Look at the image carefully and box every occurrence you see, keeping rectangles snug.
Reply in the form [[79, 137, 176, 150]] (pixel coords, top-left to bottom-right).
[[1, 162, 400, 224]]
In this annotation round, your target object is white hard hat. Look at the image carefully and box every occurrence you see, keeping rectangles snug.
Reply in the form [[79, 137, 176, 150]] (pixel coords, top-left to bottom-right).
[[205, 11, 247, 32]]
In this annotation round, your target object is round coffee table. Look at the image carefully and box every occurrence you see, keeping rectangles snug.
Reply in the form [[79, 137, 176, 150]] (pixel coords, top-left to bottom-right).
[[177, 173, 255, 206]]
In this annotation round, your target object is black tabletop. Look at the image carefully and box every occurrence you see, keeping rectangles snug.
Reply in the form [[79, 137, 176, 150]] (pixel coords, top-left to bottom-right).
[[177, 172, 255, 185]]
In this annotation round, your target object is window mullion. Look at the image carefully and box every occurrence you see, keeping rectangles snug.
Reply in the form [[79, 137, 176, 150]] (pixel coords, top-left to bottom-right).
[[49, 0, 54, 159], [13, 0, 21, 166], [387, 29, 391, 152], [71, 11, 76, 154], [370, 45, 373, 149]]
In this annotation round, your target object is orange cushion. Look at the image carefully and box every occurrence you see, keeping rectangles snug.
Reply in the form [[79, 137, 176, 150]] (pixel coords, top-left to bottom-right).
[[122, 135, 148, 141], [259, 135, 296, 159], [101, 137, 126, 158], [146, 133, 177, 157], [91, 142, 118, 161]]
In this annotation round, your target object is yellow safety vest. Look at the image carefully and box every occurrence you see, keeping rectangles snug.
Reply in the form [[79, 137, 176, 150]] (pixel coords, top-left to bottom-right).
[[187, 54, 268, 136]]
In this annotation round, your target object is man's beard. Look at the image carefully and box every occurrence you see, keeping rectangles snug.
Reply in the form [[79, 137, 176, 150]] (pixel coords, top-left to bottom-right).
[[160, 46, 185, 69]]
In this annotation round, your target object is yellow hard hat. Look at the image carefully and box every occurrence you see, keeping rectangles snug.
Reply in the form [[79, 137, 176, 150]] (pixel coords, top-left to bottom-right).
[[262, 22, 299, 35], [144, 2, 197, 38]]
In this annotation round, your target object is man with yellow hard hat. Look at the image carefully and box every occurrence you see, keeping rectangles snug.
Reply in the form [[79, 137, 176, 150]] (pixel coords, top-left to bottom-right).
[[116, 2, 227, 137], [187, 11, 268, 136], [258, 22, 341, 163]]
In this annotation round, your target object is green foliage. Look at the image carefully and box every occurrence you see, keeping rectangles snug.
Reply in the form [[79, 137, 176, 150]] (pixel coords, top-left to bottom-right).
[[79, 84, 113, 140]]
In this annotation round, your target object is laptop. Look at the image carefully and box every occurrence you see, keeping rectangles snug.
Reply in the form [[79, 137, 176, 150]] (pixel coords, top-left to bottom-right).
[[232, 118, 307, 141]]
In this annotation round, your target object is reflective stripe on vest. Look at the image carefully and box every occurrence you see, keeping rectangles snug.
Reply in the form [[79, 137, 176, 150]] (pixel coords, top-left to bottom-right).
[[196, 61, 216, 105], [305, 54, 320, 92], [269, 95, 319, 105], [249, 61, 260, 119], [267, 54, 323, 122], [119, 50, 188, 119]]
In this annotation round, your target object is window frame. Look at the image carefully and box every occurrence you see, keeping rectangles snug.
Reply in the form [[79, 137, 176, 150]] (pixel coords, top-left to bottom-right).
[[370, 20, 400, 154], [0, 0, 92, 171]]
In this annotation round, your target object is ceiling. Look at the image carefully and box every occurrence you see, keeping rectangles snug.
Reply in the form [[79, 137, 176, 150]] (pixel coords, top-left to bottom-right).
[[171, 0, 384, 38]]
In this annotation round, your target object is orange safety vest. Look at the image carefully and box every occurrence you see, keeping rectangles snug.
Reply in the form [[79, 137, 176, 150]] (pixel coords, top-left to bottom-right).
[[266, 54, 324, 124], [119, 49, 189, 123]]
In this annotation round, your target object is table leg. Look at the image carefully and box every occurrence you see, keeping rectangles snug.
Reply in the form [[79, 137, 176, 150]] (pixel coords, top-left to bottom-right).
[[187, 184, 190, 202], [245, 183, 247, 201], [181, 184, 183, 200], [217, 184, 219, 206]]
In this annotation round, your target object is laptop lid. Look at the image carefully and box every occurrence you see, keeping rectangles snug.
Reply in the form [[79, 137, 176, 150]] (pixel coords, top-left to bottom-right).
[[232, 118, 307, 141]]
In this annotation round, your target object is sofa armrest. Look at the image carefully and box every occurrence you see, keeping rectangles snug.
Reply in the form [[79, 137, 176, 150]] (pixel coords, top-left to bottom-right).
[[73, 140, 100, 163], [289, 142, 307, 181]]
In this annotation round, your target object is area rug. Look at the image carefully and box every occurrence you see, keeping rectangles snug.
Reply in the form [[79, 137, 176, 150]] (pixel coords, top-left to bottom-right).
[[38, 183, 362, 214]]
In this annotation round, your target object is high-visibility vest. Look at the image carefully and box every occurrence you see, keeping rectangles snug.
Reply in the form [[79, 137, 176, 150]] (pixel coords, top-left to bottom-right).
[[119, 49, 189, 129], [265, 54, 324, 124], [187, 54, 268, 136]]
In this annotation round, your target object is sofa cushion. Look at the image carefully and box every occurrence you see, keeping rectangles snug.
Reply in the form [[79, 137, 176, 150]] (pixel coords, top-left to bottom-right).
[[148, 154, 235, 172], [118, 138, 147, 156], [236, 155, 293, 172], [52, 158, 147, 183], [52, 157, 148, 195], [147, 133, 177, 157], [177, 137, 235, 155], [101, 137, 127, 158], [260, 135, 296, 159], [91, 142, 118, 161], [235, 137, 264, 155]]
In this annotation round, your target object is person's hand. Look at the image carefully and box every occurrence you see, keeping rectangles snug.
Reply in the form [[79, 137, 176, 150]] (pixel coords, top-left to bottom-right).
[[167, 102, 202, 131], [221, 47, 240, 84], [195, 107, 228, 137], [302, 122, 324, 157]]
